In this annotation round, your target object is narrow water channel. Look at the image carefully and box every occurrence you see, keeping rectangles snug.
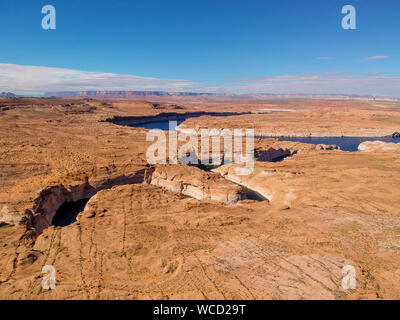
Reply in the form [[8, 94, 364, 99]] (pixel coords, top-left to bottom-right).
[[271, 136, 400, 152], [117, 117, 400, 152]]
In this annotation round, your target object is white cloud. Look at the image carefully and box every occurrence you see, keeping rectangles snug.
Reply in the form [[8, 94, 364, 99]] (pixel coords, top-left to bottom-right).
[[0, 63, 198, 94], [209, 72, 400, 97], [0, 63, 399, 97], [359, 55, 389, 61]]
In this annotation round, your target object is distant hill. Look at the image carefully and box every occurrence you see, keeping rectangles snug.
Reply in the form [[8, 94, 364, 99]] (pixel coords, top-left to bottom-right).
[[44, 91, 395, 102], [0, 92, 17, 98], [45, 91, 213, 99]]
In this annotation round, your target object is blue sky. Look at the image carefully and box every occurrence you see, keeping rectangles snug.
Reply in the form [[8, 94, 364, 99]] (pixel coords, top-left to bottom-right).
[[0, 0, 399, 96]]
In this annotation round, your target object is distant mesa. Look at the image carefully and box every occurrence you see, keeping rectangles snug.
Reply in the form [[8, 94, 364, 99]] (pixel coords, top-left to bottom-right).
[[0, 92, 17, 98], [43, 91, 400, 102], [44, 91, 212, 99], [3, 90, 398, 102]]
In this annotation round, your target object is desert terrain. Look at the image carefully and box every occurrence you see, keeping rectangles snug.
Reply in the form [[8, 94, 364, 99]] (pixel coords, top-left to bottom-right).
[[0, 97, 399, 299]]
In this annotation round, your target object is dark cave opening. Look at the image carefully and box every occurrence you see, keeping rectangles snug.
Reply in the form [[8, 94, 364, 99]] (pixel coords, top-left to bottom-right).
[[52, 198, 90, 227]]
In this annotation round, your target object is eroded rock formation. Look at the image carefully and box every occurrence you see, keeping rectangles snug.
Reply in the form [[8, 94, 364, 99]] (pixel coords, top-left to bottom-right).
[[214, 165, 296, 208], [358, 141, 400, 153], [150, 164, 245, 204], [28, 170, 148, 234]]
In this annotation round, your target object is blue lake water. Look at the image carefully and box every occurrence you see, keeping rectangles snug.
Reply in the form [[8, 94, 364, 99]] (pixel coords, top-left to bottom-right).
[[131, 119, 184, 131], [127, 120, 400, 152], [273, 136, 400, 152]]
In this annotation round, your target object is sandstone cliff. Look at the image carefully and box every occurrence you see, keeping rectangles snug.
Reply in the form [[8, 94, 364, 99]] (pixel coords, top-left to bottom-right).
[[150, 165, 245, 204]]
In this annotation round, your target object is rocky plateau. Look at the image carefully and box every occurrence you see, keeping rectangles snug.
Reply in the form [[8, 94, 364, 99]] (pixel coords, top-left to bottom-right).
[[0, 97, 400, 299]]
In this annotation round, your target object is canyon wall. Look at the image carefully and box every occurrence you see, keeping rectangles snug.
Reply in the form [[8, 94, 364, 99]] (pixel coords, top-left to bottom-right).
[[6, 169, 149, 234], [150, 165, 245, 204], [3, 163, 251, 234]]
